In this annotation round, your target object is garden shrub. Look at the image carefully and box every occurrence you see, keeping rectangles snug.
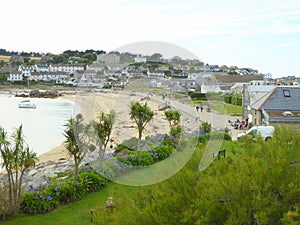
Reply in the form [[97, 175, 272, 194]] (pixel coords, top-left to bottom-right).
[[20, 169, 108, 214], [198, 134, 208, 143], [77, 169, 107, 192], [128, 151, 154, 166], [100, 158, 125, 180], [210, 131, 232, 141], [151, 145, 174, 161], [170, 125, 182, 138]]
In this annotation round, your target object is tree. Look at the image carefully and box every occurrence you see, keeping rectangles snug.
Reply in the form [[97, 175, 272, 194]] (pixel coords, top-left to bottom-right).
[[200, 121, 211, 134], [130, 102, 154, 152], [0, 125, 37, 215], [164, 109, 181, 131], [93, 110, 116, 161], [63, 114, 90, 185]]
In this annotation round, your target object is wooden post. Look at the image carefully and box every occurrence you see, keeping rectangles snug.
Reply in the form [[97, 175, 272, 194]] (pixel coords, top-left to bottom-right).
[[90, 208, 94, 223]]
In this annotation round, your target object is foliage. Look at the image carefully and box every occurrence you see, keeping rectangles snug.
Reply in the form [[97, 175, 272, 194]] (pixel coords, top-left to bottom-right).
[[114, 137, 139, 153], [128, 151, 154, 166], [150, 144, 174, 161], [20, 169, 107, 215], [130, 101, 154, 152], [200, 121, 211, 134], [170, 125, 182, 138], [92, 110, 116, 161], [63, 114, 91, 186], [100, 157, 127, 180], [211, 101, 243, 115], [164, 109, 181, 134], [90, 126, 300, 225], [209, 130, 232, 140], [0, 126, 38, 216]]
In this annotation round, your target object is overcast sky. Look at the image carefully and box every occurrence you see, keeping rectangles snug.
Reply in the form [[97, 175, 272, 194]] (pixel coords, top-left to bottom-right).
[[1, 0, 300, 78]]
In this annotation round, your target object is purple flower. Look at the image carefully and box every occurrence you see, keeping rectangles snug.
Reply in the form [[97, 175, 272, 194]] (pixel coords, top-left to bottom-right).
[[28, 185, 35, 192], [124, 155, 129, 158], [39, 195, 45, 200], [104, 156, 111, 160], [138, 158, 142, 161], [116, 153, 123, 157], [54, 185, 61, 191], [114, 163, 121, 168], [47, 196, 52, 201]]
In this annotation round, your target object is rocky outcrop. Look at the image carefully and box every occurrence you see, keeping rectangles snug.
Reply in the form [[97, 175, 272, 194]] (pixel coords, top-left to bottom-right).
[[15, 90, 61, 98]]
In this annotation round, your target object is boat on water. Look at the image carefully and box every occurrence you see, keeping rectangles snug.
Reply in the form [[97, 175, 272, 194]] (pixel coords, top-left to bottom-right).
[[18, 99, 36, 109]]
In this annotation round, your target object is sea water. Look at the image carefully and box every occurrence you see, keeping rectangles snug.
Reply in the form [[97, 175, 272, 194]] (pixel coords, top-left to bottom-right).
[[0, 94, 77, 156]]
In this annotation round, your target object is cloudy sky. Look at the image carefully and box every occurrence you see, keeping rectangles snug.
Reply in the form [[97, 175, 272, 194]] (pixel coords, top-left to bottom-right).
[[1, 0, 300, 78]]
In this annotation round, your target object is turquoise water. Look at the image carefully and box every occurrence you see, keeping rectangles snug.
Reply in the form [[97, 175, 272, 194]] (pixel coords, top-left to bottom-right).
[[0, 94, 76, 156]]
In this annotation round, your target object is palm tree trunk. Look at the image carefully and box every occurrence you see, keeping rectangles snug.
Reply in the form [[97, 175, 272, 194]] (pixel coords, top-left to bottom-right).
[[74, 157, 78, 186]]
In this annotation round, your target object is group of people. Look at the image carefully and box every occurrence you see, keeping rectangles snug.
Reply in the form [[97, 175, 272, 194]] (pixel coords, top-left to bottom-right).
[[195, 105, 204, 112], [231, 118, 252, 130]]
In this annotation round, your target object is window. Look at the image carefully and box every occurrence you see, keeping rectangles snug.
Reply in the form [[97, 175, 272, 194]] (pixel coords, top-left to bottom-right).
[[283, 90, 290, 97]]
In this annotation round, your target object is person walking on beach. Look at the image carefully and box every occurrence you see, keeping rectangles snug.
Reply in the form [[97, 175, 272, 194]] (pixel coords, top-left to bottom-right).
[[196, 106, 199, 112]]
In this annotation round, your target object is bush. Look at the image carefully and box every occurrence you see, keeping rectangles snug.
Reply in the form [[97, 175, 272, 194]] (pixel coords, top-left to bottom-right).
[[128, 151, 154, 166], [198, 134, 208, 143], [77, 169, 107, 192], [20, 169, 108, 214], [210, 131, 232, 141], [97, 159, 123, 180], [200, 122, 211, 134], [150, 145, 174, 161], [170, 125, 182, 138]]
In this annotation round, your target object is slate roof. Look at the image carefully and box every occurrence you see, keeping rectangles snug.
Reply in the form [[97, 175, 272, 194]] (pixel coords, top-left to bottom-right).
[[252, 86, 300, 111]]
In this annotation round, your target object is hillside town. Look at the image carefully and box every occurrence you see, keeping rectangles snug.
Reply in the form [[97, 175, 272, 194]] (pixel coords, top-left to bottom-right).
[[1, 50, 300, 128]]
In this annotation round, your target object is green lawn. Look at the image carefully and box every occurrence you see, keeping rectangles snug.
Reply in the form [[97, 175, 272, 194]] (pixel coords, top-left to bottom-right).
[[4, 187, 112, 225], [211, 102, 242, 115]]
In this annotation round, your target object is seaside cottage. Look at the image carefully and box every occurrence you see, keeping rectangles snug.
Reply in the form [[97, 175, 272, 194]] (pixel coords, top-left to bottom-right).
[[250, 86, 300, 125]]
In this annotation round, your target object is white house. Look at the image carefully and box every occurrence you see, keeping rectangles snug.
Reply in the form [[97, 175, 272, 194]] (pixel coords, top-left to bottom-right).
[[134, 55, 147, 63], [30, 72, 69, 83], [18, 65, 35, 77], [7, 71, 23, 81], [147, 70, 165, 77], [201, 83, 221, 93], [49, 64, 84, 73]]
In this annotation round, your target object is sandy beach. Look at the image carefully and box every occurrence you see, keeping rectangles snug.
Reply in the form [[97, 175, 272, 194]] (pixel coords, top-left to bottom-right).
[[37, 91, 170, 164], [37, 90, 243, 165]]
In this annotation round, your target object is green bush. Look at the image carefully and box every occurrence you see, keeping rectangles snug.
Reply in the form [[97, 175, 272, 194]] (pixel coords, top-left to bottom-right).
[[20, 169, 108, 214], [128, 151, 154, 166], [200, 122, 211, 134], [77, 169, 107, 192], [151, 145, 174, 161], [100, 158, 126, 180], [209, 131, 232, 140], [170, 125, 182, 138], [198, 134, 208, 143]]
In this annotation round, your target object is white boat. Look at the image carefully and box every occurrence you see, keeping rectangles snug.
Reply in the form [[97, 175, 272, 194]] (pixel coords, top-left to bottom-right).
[[18, 99, 36, 109]]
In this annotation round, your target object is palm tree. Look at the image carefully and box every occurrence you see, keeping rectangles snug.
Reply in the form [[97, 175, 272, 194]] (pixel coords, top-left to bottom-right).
[[0, 125, 37, 215], [164, 109, 181, 132], [130, 102, 154, 152], [93, 110, 116, 162], [64, 114, 89, 185]]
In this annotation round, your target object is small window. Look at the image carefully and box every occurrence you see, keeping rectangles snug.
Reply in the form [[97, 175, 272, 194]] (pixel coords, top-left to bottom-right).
[[283, 90, 290, 97]]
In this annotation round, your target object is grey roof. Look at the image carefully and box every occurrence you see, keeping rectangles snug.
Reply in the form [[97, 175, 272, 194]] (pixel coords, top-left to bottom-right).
[[251, 92, 269, 110], [253, 86, 300, 111]]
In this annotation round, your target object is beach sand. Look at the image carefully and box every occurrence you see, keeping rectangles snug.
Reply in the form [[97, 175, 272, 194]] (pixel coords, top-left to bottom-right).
[[37, 91, 169, 164], [37, 91, 243, 165]]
